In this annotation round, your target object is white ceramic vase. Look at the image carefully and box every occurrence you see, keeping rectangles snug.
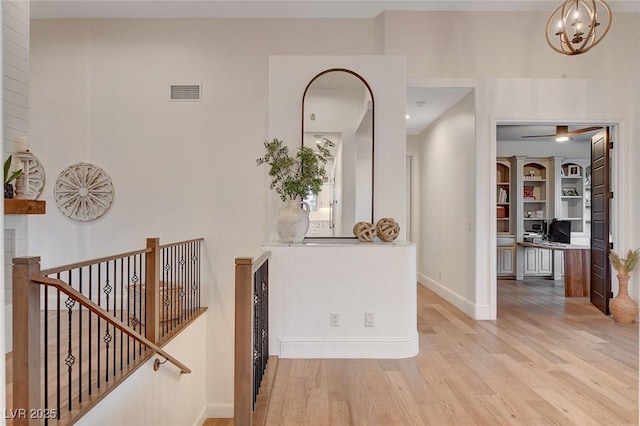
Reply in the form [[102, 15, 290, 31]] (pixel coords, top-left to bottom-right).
[[277, 200, 310, 243]]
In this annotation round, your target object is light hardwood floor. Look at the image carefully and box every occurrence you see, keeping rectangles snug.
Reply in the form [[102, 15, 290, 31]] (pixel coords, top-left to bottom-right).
[[261, 279, 638, 425]]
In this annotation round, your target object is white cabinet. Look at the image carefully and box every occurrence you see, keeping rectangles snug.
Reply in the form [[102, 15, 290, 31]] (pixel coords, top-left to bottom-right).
[[523, 247, 552, 276], [497, 246, 515, 276]]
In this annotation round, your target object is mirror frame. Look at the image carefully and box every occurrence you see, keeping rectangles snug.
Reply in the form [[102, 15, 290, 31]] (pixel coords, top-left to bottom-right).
[[301, 68, 375, 238]]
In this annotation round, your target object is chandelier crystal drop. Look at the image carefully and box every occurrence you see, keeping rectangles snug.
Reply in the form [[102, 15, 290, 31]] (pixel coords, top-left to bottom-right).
[[545, 0, 612, 56]]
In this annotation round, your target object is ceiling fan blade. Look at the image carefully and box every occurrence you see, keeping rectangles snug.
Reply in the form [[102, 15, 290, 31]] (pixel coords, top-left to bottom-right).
[[521, 134, 557, 139], [565, 126, 602, 136], [521, 125, 601, 139]]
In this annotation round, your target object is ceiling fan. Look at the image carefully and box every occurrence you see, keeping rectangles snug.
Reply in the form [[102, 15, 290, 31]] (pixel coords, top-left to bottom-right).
[[521, 125, 602, 141]]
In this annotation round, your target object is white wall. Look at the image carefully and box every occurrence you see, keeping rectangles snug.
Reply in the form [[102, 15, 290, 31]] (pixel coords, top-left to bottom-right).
[[76, 313, 208, 426], [416, 91, 477, 315], [2, 2, 29, 406]]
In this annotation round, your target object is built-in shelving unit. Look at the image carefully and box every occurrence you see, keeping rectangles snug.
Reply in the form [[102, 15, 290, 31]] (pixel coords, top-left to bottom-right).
[[500, 153, 591, 280], [496, 161, 511, 234], [522, 162, 548, 233], [584, 165, 592, 232], [559, 162, 585, 233], [496, 158, 516, 277], [4, 199, 46, 214]]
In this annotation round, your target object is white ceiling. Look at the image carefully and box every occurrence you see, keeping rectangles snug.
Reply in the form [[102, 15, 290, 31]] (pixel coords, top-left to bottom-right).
[[30, 0, 640, 19], [406, 87, 472, 135], [29, 0, 634, 137]]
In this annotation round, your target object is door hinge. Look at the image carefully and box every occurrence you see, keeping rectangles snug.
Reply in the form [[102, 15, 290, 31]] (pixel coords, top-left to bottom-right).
[[609, 141, 614, 149], [610, 242, 614, 249], [609, 292, 614, 298], [609, 191, 614, 199]]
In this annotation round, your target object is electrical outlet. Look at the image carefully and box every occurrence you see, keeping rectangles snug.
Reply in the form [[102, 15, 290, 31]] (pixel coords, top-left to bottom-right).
[[364, 312, 374, 327], [330, 313, 339, 327]]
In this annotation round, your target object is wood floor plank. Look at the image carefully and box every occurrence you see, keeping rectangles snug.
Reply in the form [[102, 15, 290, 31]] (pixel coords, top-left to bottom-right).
[[261, 278, 638, 425]]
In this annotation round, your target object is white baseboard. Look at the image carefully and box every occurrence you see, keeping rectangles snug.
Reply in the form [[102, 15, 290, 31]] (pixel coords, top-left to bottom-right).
[[278, 333, 419, 359], [418, 273, 479, 319], [204, 403, 234, 419]]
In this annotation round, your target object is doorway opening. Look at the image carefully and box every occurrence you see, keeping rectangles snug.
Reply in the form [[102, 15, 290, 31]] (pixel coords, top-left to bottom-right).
[[494, 122, 616, 317]]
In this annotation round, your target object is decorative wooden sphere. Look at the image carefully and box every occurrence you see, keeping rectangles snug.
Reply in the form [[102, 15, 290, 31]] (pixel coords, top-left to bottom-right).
[[376, 218, 400, 242], [353, 222, 376, 242]]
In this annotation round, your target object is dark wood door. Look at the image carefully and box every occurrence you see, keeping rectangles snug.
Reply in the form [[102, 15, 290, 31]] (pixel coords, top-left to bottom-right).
[[590, 128, 610, 314]]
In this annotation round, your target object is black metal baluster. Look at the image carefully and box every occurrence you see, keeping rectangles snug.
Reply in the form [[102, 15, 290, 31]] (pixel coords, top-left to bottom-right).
[[97, 264, 101, 389], [187, 242, 192, 318], [65, 295, 76, 410], [253, 279, 259, 407], [78, 267, 83, 403], [139, 253, 144, 355], [265, 260, 269, 364], [44, 277, 49, 422], [126, 256, 132, 365], [192, 241, 199, 314], [112, 259, 117, 377], [162, 247, 169, 336], [88, 266, 93, 395], [197, 240, 201, 308], [56, 286, 61, 416], [104, 261, 112, 383], [120, 257, 124, 371], [130, 258, 139, 359], [183, 244, 187, 321]]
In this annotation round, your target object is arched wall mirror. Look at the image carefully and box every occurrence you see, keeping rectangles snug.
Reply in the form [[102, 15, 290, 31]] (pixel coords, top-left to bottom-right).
[[302, 68, 374, 238]]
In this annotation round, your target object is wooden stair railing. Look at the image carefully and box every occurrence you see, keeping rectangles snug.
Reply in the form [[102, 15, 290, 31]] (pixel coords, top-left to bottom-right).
[[11, 237, 204, 425], [235, 251, 271, 426], [32, 276, 191, 375]]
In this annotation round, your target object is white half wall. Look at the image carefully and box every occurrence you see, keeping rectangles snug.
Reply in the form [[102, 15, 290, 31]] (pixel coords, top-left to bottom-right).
[[264, 242, 418, 359]]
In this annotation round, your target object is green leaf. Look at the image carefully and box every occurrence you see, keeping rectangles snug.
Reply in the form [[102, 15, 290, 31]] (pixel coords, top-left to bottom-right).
[[256, 138, 332, 201], [4, 155, 11, 184]]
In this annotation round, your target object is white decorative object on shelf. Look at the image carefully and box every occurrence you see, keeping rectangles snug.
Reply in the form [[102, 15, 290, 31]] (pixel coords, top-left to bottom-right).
[[14, 151, 45, 200], [54, 162, 114, 222]]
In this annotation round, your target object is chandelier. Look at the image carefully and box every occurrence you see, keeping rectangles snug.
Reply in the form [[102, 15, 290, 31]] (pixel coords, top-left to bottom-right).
[[545, 0, 612, 56]]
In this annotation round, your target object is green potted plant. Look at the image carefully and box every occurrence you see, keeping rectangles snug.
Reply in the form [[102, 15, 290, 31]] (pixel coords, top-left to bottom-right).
[[257, 138, 333, 242], [609, 248, 640, 324], [4, 155, 23, 199]]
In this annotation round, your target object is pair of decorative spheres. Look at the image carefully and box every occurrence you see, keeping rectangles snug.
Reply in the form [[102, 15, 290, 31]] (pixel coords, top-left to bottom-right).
[[353, 218, 400, 242]]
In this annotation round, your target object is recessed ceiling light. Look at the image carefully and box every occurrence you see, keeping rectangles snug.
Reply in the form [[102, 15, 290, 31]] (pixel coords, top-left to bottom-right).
[[405, 114, 411, 119], [556, 136, 571, 142]]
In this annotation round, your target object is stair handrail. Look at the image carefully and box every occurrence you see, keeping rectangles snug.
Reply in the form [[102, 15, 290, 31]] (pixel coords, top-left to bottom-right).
[[31, 275, 191, 375]]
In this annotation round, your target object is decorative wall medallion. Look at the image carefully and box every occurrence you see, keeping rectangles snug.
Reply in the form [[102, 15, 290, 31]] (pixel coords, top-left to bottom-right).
[[54, 162, 114, 222], [15, 151, 45, 200]]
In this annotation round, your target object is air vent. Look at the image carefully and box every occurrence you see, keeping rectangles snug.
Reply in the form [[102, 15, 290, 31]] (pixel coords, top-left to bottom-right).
[[170, 84, 201, 101]]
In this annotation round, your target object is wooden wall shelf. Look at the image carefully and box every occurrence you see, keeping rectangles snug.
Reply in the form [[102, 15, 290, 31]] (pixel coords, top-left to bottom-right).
[[4, 199, 46, 215]]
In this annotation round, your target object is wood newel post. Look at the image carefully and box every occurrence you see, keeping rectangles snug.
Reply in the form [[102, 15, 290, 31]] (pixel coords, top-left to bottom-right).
[[145, 238, 160, 344], [12, 256, 42, 426], [234, 257, 254, 426]]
